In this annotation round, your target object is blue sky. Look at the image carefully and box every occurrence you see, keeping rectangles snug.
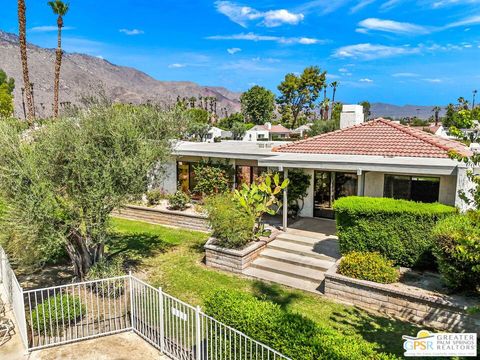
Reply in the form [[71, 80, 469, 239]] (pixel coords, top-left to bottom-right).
[[2, 0, 480, 105]]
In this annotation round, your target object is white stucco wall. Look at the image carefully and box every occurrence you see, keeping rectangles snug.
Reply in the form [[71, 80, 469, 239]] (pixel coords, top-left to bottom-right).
[[149, 158, 177, 194], [298, 169, 315, 218], [364, 172, 385, 198], [438, 175, 456, 206], [455, 166, 477, 212]]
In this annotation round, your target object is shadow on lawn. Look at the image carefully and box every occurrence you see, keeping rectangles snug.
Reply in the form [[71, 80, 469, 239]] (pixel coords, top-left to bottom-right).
[[329, 306, 421, 356], [107, 232, 175, 268], [251, 281, 301, 309]]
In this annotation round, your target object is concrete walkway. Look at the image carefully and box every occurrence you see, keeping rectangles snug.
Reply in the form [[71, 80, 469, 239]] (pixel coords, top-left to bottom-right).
[[244, 217, 340, 293]]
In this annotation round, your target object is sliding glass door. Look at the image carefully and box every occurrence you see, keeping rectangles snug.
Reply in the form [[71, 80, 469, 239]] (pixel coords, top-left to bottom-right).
[[314, 171, 358, 218]]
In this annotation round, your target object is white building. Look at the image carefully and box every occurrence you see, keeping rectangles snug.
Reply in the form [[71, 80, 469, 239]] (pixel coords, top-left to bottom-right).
[[243, 122, 292, 142], [205, 126, 232, 143]]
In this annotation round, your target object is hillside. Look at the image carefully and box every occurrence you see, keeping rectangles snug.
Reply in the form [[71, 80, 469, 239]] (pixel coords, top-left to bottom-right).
[[0, 30, 241, 118]]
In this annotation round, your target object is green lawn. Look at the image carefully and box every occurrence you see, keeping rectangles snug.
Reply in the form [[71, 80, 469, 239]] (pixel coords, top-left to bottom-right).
[[109, 217, 420, 358]]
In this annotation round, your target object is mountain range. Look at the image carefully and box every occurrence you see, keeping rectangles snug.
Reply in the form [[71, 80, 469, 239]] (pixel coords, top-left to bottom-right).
[[0, 30, 442, 120]]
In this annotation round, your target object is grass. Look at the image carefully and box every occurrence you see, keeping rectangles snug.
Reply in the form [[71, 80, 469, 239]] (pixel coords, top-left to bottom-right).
[[108, 217, 421, 358]]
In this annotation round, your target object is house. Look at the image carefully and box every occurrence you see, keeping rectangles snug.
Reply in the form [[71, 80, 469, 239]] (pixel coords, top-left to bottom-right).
[[293, 123, 313, 138], [161, 110, 476, 228], [205, 126, 232, 143], [243, 122, 292, 141]]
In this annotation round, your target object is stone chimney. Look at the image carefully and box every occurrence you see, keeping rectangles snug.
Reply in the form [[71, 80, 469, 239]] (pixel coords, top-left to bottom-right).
[[265, 122, 272, 130], [340, 105, 364, 129]]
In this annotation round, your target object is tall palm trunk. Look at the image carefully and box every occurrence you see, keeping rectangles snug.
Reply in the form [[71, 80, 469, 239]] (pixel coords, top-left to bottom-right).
[[53, 15, 63, 118], [330, 87, 337, 120], [18, 0, 35, 123]]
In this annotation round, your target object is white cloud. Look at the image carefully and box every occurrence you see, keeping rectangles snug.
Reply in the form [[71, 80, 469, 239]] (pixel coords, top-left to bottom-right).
[[227, 47, 242, 54], [333, 43, 419, 60], [351, 0, 376, 13], [431, 0, 480, 8], [359, 78, 374, 82], [392, 72, 419, 77], [29, 25, 74, 32], [215, 1, 303, 27], [119, 29, 144, 36], [444, 15, 480, 28], [168, 63, 186, 68], [207, 32, 324, 45], [423, 78, 443, 83], [339, 68, 349, 73], [357, 18, 431, 35]]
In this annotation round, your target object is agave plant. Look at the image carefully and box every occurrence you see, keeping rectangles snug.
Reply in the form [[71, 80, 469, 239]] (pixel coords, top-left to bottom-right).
[[234, 173, 289, 238]]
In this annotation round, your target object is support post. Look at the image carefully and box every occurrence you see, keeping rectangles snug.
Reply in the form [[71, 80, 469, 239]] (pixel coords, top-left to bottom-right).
[[283, 168, 288, 231], [159, 287, 165, 353], [195, 305, 201, 360], [129, 271, 134, 330]]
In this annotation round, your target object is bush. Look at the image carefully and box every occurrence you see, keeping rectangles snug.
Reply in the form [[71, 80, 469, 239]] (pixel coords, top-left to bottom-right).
[[338, 251, 400, 284], [31, 294, 85, 335], [334, 196, 456, 268], [432, 212, 480, 291], [192, 160, 233, 196], [205, 290, 396, 360], [86, 256, 126, 297], [204, 193, 255, 249], [146, 189, 166, 206], [168, 191, 190, 210]]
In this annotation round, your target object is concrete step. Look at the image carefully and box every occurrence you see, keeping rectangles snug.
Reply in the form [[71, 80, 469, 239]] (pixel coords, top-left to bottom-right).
[[243, 267, 322, 294], [276, 232, 328, 246], [259, 248, 334, 272], [250, 257, 326, 282], [267, 240, 337, 262]]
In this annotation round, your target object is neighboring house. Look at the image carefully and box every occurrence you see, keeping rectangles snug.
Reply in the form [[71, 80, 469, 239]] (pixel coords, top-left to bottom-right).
[[162, 112, 476, 228], [293, 123, 313, 138], [205, 126, 232, 143], [420, 124, 449, 139], [243, 122, 292, 142]]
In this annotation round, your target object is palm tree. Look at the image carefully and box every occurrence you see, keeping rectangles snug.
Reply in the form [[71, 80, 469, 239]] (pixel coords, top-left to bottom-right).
[[432, 106, 441, 126], [18, 0, 35, 123], [321, 98, 330, 120], [472, 90, 478, 109], [48, 0, 69, 118], [329, 81, 339, 119]]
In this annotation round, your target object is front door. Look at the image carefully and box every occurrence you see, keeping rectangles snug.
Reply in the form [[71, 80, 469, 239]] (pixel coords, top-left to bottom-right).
[[314, 171, 358, 218]]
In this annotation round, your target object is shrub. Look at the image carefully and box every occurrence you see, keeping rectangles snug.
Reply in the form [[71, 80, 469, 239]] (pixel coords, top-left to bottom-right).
[[192, 160, 233, 196], [334, 196, 456, 268], [432, 212, 480, 291], [204, 290, 397, 360], [168, 191, 190, 210], [204, 193, 255, 248], [31, 294, 85, 335], [146, 189, 166, 206], [338, 251, 400, 284], [86, 256, 126, 297]]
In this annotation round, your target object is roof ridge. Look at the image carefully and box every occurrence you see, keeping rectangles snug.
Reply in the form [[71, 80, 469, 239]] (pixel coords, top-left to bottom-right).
[[378, 119, 466, 155], [272, 119, 377, 152]]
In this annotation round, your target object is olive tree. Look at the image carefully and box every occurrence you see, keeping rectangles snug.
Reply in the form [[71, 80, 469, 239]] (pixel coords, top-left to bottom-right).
[[0, 105, 188, 279]]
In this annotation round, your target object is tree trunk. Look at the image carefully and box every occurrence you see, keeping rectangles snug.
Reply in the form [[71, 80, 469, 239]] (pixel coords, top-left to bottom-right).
[[18, 0, 35, 123], [53, 17, 63, 118], [66, 230, 104, 280]]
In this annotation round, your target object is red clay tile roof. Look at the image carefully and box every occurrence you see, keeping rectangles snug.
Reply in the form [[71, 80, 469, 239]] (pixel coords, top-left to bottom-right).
[[273, 118, 471, 158], [252, 124, 292, 133]]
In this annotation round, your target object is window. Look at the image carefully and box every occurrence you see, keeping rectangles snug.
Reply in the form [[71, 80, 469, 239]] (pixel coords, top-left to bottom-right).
[[235, 166, 267, 187], [384, 175, 440, 203], [335, 173, 358, 199], [176, 161, 198, 193]]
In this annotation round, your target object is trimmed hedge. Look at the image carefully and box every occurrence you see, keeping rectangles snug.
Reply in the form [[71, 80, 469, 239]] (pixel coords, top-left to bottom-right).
[[205, 290, 397, 360], [432, 212, 480, 290], [334, 196, 456, 268], [338, 251, 400, 284]]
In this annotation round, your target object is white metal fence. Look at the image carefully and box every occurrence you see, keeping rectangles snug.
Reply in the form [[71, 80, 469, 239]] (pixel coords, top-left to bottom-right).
[[0, 247, 28, 348], [0, 248, 291, 359]]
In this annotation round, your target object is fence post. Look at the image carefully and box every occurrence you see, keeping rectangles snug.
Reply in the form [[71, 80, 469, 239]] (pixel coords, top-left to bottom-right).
[[195, 305, 201, 360], [158, 287, 165, 353], [129, 271, 134, 331], [19, 289, 28, 349]]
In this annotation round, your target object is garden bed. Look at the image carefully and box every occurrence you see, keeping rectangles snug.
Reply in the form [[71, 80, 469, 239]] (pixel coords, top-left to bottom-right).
[[325, 259, 480, 332], [113, 204, 209, 232], [205, 228, 280, 273]]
